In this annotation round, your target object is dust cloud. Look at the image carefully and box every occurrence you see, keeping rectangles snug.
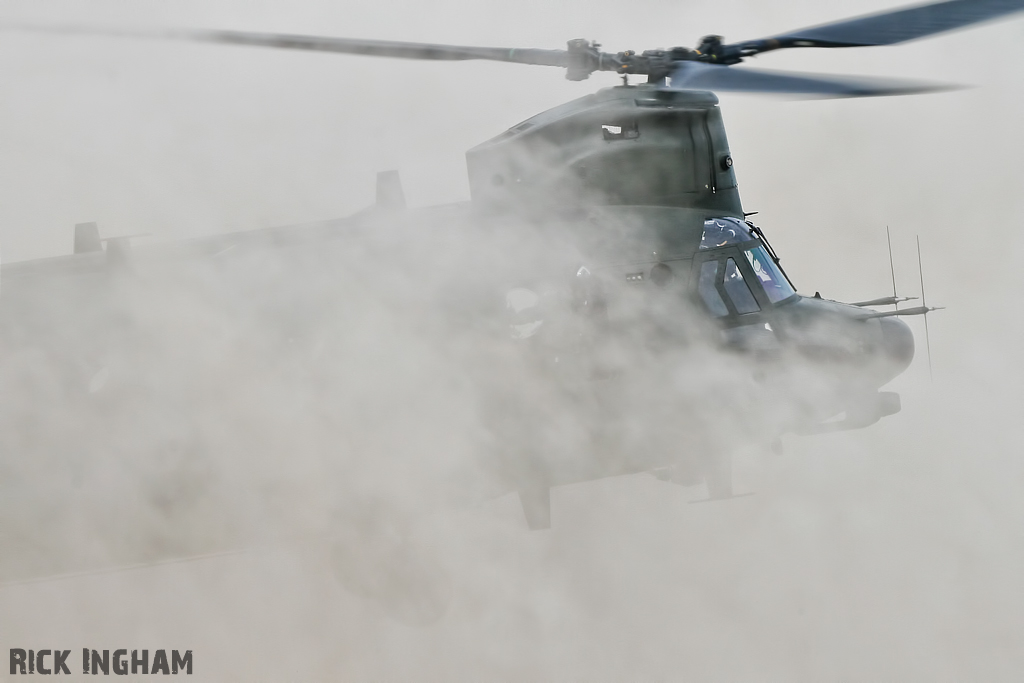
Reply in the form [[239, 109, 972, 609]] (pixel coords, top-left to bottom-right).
[[1, 0, 1023, 681]]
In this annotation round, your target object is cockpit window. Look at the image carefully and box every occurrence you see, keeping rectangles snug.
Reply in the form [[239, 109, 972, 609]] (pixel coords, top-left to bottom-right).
[[698, 261, 728, 317], [744, 246, 796, 303], [723, 258, 760, 314], [700, 217, 752, 250]]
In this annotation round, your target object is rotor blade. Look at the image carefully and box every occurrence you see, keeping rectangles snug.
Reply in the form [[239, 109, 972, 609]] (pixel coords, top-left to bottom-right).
[[0, 23, 570, 68], [666, 61, 953, 98], [729, 0, 1024, 55], [180, 29, 570, 66]]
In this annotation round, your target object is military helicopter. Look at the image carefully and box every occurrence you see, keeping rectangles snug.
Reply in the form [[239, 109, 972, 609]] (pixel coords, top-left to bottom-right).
[[0, 0, 1020, 557]]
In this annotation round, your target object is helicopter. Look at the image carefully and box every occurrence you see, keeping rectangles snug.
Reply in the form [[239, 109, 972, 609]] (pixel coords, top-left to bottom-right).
[[0, 1, 1019, 616]]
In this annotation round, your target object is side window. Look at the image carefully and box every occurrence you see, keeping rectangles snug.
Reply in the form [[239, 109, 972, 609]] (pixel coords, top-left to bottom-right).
[[698, 261, 728, 317], [723, 258, 759, 314]]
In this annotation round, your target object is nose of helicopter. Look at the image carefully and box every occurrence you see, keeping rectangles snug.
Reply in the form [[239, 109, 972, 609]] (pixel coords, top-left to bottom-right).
[[878, 316, 915, 376]]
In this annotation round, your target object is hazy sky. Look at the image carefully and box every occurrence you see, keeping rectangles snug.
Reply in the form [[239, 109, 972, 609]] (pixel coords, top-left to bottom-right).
[[0, 1, 1023, 680]]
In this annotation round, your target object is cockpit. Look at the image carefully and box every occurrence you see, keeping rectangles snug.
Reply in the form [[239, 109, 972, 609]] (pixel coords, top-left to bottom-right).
[[696, 217, 796, 318]]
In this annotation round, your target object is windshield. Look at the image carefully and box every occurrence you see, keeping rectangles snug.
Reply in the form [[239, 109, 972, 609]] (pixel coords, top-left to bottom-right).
[[744, 245, 796, 303], [700, 217, 752, 250]]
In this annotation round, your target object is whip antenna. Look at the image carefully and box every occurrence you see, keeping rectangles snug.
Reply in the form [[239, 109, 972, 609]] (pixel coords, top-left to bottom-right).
[[917, 235, 933, 381], [887, 226, 899, 310]]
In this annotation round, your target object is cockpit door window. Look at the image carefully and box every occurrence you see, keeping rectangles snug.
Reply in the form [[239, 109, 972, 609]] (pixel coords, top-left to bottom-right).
[[723, 258, 760, 314], [697, 260, 728, 317]]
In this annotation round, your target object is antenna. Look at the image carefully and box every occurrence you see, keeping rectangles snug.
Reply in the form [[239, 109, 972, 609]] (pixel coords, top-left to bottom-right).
[[917, 235, 933, 381], [851, 228, 916, 308], [887, 226, 898, 310]]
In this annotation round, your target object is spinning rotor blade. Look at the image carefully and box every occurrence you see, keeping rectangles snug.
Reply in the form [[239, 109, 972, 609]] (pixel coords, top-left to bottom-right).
[[729, 0, 1024, 55], [10, 0, 1024, 86], [168, 29, 571, 67], [2, 23, 571, 68], [667, 61, 951, 98]]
